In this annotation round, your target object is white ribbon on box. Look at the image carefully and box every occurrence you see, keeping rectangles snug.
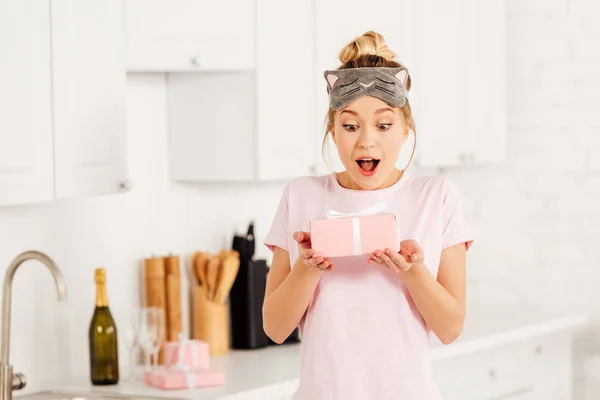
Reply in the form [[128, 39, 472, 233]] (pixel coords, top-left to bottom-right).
[[325, 202, 391, 255], [173, 332, 199, 389]]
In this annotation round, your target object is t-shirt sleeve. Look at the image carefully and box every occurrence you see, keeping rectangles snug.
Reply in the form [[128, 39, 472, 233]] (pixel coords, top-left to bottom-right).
[[441, 179, 474, 251], [264, 184, 291, 253]]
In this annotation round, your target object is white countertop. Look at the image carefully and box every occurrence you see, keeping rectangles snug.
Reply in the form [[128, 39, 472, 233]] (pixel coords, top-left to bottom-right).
[[23, 304, 591, 400]]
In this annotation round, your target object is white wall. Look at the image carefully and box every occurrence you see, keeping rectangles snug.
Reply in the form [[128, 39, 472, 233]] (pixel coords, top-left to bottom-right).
[[454, 0, 600, 309], [0, 0, 599, 390]]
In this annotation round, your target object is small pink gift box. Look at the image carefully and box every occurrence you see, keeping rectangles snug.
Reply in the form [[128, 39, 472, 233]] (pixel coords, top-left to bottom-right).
[[144, 367, 225, 390], [164, 337, 210, 369], [310, 205, 399, 258]]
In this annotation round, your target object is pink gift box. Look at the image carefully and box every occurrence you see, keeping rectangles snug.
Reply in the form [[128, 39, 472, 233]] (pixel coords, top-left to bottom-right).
[[163, 339, 210, 369], [144, 367, 225, 390], [310, 213, 399, 258]]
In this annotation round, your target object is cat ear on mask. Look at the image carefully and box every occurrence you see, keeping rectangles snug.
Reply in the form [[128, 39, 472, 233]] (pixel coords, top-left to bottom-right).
[[324, 71, 339, 91], [394, 68, 408, 87]]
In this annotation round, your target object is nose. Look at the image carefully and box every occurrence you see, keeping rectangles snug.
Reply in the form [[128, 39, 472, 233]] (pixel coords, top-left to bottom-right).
[[357, 126, 376, 150]]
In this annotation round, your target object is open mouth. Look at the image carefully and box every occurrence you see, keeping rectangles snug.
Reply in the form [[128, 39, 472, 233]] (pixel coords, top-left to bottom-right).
[[356, 158, 380, 176]]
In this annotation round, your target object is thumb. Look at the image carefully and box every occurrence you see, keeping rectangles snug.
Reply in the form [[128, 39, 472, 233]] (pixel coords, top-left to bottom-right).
[[401, 240, 424, 262], [293, 231, 311, 243]]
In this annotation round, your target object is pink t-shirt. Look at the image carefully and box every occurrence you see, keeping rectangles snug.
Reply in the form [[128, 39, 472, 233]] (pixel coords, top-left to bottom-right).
[[264, 171, 474, 400]]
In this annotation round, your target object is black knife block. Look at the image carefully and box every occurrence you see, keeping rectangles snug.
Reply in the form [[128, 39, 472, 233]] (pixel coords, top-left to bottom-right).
[[229, 258, 270, 349]]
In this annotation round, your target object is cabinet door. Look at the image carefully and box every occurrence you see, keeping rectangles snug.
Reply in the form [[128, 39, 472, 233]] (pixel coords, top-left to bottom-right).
[[0, 0, 54, 207], [255, 0, 317, 180], [461, 0, 506, 165], [51, 0, 128, 199], [314, 0, 428, 173], [125, 0, 255, 72], [411, 0, 464, 168]]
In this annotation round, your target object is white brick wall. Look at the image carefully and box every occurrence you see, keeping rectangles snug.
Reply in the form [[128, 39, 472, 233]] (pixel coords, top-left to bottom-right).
[[446, 0, 600, 300], [446, 0, 600, 394]]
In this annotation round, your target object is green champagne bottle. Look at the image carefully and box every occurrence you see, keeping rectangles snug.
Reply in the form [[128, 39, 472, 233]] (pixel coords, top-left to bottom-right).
[[88, 268, 119, 385]]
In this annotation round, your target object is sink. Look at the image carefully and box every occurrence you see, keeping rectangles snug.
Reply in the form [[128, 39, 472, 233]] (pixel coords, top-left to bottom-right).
[[15, 391, 187, 400]]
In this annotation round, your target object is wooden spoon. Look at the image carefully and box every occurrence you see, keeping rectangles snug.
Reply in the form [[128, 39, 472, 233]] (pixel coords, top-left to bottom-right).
[[205, 256, 221, 300], [194, 251, 210, 288], [213, 251, 240, 304]]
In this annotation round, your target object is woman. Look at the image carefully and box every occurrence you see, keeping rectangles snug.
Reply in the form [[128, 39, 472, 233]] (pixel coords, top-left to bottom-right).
[[262, 31, 474, 399]]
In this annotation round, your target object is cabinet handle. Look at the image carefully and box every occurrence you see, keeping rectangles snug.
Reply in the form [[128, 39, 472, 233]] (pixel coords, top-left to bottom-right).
[[488, 369, 496, 378], [535, 345, 543, 355], [190, 56, 201, 66], [469, 153, 476, 162], [119, 180, 132, 192], [459, 153, 467, 163]]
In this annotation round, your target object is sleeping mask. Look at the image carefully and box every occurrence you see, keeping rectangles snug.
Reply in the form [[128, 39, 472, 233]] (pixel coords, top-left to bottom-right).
[[324, 66, 409, 111]]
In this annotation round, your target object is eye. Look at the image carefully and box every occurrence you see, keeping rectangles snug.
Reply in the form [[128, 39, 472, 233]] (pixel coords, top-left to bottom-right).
[[378, 123, 393, 130], [342, 124, 359, 132]]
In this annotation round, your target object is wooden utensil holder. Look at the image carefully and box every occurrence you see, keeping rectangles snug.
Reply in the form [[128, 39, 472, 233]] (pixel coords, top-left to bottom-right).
[[192, 284, 230, 356]]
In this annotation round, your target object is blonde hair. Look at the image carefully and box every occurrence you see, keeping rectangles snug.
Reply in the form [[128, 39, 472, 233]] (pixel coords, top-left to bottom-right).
[[323, 31, 416, 169]]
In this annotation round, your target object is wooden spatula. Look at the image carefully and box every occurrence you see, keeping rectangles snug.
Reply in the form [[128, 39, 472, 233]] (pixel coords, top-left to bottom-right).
[[213, 251, 240, 304], [194, 251, 210, 288], [205, 256, 221, 300]]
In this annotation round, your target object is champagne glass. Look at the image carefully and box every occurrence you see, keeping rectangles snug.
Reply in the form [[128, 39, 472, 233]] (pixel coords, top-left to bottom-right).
[[138, 307, 165, 373], [121, 308, 141, 380]]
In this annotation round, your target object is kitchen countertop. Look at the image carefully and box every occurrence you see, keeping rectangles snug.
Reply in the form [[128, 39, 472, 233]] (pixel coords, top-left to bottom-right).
[[23, 304, 591, 400]]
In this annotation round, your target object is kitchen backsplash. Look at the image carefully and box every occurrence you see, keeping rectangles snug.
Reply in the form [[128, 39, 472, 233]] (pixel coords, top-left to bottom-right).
[[1, 0, 600, 387]]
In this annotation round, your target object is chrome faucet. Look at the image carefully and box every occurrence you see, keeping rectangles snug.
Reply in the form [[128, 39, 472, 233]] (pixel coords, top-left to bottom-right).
[[0, 251, 67, 400]]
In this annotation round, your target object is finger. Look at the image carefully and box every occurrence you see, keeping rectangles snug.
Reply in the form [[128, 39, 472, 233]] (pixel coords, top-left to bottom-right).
[[308, 256, 324, 268], [385, 249, 411, 271], [300, 248, 315, 259], [316, 259, 335, 271], [370, 253, 383, 265], [318, 260, 333, 271], [372, 252, 396, 272], [376, 251, 401, 273], [401, 240, 425, 262], [294, 231, 311, 244], [401, 248, 423, 263]]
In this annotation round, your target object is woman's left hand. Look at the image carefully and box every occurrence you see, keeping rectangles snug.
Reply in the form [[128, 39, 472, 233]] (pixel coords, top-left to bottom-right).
[[369, 240, 425, 273]]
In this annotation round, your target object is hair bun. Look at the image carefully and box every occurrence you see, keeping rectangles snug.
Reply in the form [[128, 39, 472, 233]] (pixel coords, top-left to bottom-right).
[[338, 31, 397, 64]]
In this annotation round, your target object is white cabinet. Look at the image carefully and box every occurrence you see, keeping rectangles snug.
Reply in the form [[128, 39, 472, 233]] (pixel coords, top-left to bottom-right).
[[51, 0, 128, 199], [433, 332, 573, 400], [414, 0, 506, 169], [312, 0, 506, 171], [460, 0, 507, 166], [125, 0, 255, 72], [0, 0, 55, 206], [166, 0, 316, 182], [254, 0, 317, 181], [0, 0, 128, 207], [165, 0, 505, 182], [412, 0, 464, 169]]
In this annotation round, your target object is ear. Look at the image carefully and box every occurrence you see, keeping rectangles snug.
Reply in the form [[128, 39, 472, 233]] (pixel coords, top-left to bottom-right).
[[395, 68, 408, 86], [326, 74, 339, 88]]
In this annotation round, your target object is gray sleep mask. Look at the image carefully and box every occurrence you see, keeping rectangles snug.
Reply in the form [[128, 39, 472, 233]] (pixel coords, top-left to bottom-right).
[[324, 67, 409, 111]]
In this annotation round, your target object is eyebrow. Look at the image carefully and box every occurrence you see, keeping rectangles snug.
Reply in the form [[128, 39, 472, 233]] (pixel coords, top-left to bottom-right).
[[340, 108, 395, 116]]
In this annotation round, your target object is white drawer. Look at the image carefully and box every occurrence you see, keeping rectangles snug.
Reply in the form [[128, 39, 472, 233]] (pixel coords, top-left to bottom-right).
[[433, 333, 574, 400], [433, 340, 537, 400]]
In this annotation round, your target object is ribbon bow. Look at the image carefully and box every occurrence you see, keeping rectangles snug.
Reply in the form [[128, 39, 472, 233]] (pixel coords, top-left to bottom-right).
[[173, 332, 197, 389], [326, 202, 387, 219], [325, 203, 389, 256]]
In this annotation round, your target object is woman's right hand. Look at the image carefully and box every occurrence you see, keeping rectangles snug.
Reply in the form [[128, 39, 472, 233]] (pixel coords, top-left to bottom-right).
[[293, 231, 334, 271]]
